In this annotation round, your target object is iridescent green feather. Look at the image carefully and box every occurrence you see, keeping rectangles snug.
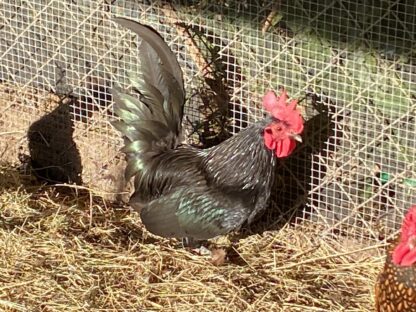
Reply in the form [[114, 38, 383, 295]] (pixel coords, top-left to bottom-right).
[[112, 17, 186, 187]]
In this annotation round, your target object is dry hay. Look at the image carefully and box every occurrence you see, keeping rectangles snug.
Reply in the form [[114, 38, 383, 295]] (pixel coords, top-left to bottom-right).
[[0, 164, 386, 312]]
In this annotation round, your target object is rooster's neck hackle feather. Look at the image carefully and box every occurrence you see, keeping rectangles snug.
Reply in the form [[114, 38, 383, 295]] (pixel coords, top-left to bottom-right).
[[375, 241, 416, 311], [203, 118, 276, 191]]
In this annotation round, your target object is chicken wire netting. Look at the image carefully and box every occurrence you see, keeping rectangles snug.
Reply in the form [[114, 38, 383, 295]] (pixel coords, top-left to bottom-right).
[[0, 0, 415, 242]]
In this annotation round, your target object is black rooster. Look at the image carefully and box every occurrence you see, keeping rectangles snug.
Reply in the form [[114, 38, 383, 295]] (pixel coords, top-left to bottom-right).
[[112, 18, 304, 241]]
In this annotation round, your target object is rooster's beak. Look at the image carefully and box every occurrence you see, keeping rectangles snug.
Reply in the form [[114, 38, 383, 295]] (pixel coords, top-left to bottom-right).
[[290, 133, 303, 143]]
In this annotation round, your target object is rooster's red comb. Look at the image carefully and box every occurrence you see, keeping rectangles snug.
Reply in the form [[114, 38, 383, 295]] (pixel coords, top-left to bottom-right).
[[401, 205, 416, 240], [263, 89, 304, 134]]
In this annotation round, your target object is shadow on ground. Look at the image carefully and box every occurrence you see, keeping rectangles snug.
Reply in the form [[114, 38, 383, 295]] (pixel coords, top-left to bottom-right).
[[27, 95, 83, 184]]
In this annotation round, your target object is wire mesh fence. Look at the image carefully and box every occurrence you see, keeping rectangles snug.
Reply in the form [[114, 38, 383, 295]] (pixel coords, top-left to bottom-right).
[[1, 0, 415, 242]]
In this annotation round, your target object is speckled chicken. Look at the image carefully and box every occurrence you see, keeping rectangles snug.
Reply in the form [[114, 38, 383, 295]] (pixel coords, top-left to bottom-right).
[[111, 18, 304, 241], [375, 205, 416, 311]]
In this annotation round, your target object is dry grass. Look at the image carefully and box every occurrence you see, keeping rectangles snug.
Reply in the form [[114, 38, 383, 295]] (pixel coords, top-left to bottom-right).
[[0, 164, 385, 312]]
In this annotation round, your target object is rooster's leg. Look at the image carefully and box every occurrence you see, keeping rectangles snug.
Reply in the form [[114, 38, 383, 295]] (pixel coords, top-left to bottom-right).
[[181, 236, 197, 247]]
